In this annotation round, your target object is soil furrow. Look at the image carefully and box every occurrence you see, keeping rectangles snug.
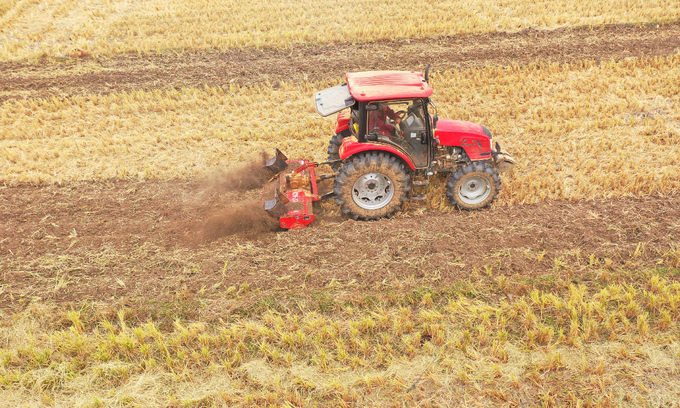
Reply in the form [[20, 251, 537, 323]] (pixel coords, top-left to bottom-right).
[[1, 23, 680, 103]]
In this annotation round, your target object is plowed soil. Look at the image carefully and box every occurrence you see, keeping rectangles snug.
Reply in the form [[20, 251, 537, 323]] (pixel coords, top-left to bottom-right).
[[1, 178, 679, 316], [2, 23, 680, 316]]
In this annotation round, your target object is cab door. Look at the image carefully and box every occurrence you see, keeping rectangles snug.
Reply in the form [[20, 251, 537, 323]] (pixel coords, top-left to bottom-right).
[[365, 99, 430, 168]]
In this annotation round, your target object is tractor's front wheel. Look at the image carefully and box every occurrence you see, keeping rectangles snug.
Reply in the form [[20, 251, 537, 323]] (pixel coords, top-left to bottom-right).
[[334, 152, 410, 220], [446, 162, 501, 210]]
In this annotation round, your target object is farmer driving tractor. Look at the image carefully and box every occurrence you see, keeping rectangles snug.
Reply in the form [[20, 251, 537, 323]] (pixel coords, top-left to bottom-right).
[[368, 103, 402, 136]]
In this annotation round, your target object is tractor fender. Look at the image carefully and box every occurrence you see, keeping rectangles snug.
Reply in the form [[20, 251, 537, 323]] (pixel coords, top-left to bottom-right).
[[334, 112, 351, 134], [339, 138, 416, 170]]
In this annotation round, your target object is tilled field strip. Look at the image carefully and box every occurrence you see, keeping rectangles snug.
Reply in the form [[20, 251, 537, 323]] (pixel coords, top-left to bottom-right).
[[1, 23, 680, 103], [1, 180, 678, 313]]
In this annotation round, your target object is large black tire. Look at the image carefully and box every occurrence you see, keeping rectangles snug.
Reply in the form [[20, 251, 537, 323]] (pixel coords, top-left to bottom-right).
[[327, 131, 349, 171], [334, 152, 410, 220], [446, 162, 501, 210]]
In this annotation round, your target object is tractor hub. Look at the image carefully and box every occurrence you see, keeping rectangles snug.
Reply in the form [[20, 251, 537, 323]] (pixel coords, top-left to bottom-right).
[[459, 175, 491, 204], [352, 172, 394, 210]]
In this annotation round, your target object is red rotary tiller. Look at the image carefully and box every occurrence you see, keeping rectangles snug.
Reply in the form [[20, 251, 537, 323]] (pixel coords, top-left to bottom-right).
[[263, 149, 336, 229]]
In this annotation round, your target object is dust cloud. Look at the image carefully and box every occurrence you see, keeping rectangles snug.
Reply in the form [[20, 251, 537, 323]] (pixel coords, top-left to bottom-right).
[[189, 154, 283, 242], [202, 152, 272, 194], [195, 199, 281, 242]]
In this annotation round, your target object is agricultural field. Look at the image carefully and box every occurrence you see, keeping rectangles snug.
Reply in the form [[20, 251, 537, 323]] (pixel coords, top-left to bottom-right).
[[1, 0, 680, 406]]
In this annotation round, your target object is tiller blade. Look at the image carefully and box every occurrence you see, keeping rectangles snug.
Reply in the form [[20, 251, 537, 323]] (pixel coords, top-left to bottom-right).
[[263, 189, 289, 218], [265, 148, 289, 173]]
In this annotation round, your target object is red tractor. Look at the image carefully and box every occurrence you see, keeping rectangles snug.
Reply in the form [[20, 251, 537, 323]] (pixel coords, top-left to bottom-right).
[[264, 66, 515, 229]]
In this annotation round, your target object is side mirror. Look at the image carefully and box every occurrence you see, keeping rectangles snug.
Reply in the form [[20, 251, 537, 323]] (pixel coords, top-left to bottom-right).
[[432, 114, 439, 129]]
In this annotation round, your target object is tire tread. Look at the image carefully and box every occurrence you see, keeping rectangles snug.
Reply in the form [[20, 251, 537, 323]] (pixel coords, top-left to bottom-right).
[[445, 161, 501, 210], [334, 152, 410, 220]]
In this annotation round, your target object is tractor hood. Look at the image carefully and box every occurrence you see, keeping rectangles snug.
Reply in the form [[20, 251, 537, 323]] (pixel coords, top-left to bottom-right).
[[434, 119, 493, 160], [434, 120, 491, 143]]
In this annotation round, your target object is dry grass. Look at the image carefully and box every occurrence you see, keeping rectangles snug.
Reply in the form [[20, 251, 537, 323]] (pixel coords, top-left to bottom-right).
[[0, 0, 18, 17], [1, 0, 679, 60], [2, 271, 679, 407], [430, 57, 680, 206], [0, 81, 333, 183], [2, 56, 679, 205]]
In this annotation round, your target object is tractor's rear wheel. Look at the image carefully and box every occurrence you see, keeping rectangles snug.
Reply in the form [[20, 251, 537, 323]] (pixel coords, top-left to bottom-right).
[[446, 162, 501, 210], [327, 132, 349, 171], [334, 152, 410, 220]]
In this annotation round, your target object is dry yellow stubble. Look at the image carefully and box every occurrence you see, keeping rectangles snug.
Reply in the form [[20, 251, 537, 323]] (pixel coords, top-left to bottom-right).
[[1, 82, 335, 183], [431, 57, 680, 205], [0, 0, 19, 16], [2, 56, 679, 206], [1, 0, 679, 60], [3, 277, 680, 407]]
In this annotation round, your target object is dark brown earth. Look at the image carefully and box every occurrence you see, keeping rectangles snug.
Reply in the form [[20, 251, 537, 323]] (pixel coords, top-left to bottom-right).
[[1, 178, 679, 317], [2, 22, 680, 103]]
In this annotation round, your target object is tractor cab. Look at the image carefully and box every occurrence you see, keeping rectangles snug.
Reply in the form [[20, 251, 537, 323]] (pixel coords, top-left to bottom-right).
[[364, 99, 431, 168], [315, 70, 436, 171]]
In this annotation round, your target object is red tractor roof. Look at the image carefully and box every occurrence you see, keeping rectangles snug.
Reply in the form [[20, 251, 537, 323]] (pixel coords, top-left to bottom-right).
[[346, 71, 433, 101]]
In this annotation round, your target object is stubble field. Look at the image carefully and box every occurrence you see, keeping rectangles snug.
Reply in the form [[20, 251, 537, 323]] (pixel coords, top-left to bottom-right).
[[1, 1, 680, 407]]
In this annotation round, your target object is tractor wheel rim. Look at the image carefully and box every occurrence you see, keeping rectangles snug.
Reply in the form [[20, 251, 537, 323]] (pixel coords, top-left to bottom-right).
[[458, 175, 491, 205], [352, 172, 395, 210]]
